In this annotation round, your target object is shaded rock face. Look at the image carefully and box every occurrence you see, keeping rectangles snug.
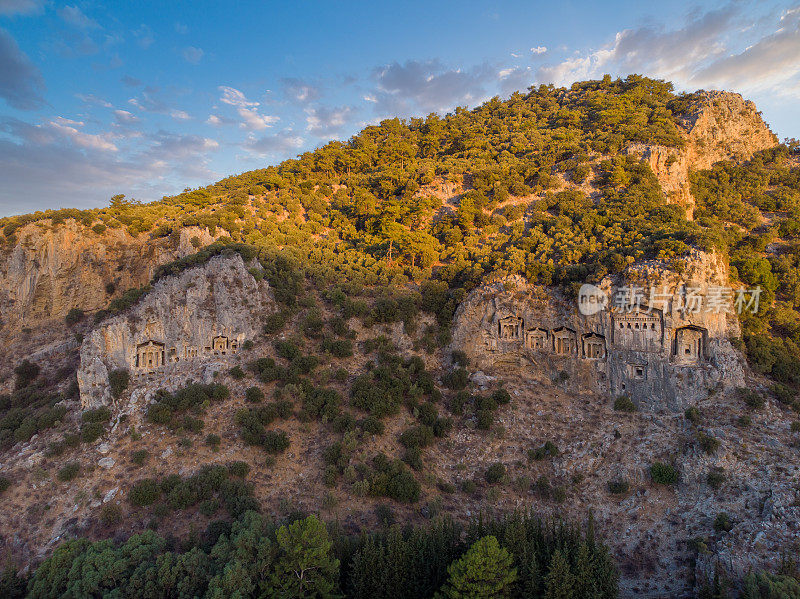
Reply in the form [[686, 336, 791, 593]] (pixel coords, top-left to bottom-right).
[[451, 251, 745, 412], [627, 91, 778, 218], [77, 254, 272, 409]]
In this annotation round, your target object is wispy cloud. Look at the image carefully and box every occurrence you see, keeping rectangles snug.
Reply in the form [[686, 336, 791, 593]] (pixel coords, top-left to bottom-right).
[[182, 46, 204, 64], [57, 5, 100, 29], [0, 28, 45, 110], [0, 0, 44, 16], [218, 85, 277, 130], [306, 105, 353, 137]]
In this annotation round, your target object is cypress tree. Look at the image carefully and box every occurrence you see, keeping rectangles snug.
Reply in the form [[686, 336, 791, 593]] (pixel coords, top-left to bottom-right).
[[544, 549, 575, 599]]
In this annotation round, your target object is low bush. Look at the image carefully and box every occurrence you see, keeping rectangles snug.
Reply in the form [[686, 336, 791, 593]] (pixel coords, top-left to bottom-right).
[[100, 503, 122, 526], [685, 406, 701, 424], [205, 433, 221, 450], [245, 386, 264, 403], [608, 479, 630, 495], [528, 441, 559, 461], [613, 395, 636, 412], [229, 365, 246, 380], [485, 462, 506, 484], [697, 431, 720, 454], [81, 421, 105, 443], [57, 463, 80, 482], [228, 461, 250, 478], [131, 449, 149, 466], [707, 468, 725, 490], [738, 387, 765, 410], [128, 479, 161, 507], [714, 512, 733, 533], [108, 369, 130, 399], [262, 430, 290, 453], [650, 462, 678, 485]]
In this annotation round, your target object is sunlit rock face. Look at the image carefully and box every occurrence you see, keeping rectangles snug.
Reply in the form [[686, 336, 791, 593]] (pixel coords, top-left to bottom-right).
[[451, 250, 746, 412], [78, 254, 272, 409]]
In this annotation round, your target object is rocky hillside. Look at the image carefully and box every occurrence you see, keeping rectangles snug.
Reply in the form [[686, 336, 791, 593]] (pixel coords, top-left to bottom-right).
[[1, 77, 799, 598]]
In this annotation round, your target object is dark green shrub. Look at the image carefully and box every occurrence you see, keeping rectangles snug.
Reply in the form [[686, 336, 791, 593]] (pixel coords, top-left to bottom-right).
[[449, 391, 469, 415], [205, 433, 221, 450], [608, 479, 630, 494], [228, 461, 250, 478], [57, 463, 80, 482], [714, 512, 733, 533], [65, 308, 85, 326], [685, 406, 701, 424], [443, 368, 469, 391], [707, 468, 725, 490], [491, 388, 511, 405], [697, 431, 720, 454], [528, 441, 559, 460], [129, 479, 161, 506], [262, 430, 290, 453], [451, 350, 469, 367], [476, 409, 494, 430], [14, 360, 40, 389], [82, 406, 112, 423], [108, 369, 130, 399], [770, 383, 796, 405], [613, 395, 636, 412], [358, 416, 385, 435], [650, 462, 678, 485], [375, 503, 395, 527], [245, 386, 264, 403], [229, 365, 246, 380], [275, 339, 301, 361], [263, 312, 287, 334], [485, 462, 506, 484], [399, 425, 434, 449], [100, 503, 122, 526], [403, 447, 423, 471], [0, 476, 10, 494], [131, 449, 149, 466], [81, 421, 105, 443], [462, 479, 477, 494], [738, 387, 765, 410]]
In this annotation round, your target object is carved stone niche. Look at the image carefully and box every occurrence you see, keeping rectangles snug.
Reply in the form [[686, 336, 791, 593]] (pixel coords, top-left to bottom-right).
[[552, 327, 577, 355], [627, 362, 647, 380], [611, 306, 663, 352], [212, 335, 229, 354], [497, 316, 523, 340], [135, 340, 165, 370], [582, 332, 606, 359], [525, 327, 548, 350], [672, 325, 707, 365]]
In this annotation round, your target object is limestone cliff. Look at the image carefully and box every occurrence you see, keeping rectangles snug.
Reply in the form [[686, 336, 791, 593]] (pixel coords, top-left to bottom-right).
[[77, 254, 273, 408], [451, 250, 746, 412], [627, 91, 778, 217]]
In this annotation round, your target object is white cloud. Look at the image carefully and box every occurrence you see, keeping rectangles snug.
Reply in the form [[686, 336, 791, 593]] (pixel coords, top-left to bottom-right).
[[113, 109, 139, 125], [0, 0, 44, 16], [182, 46, 204, 64], [218, 85, 259, 107], [47, 117, 118, 152], [237, 107, 278, 130], [133, 24, 154, 49], [306, 106, 353, 137], [530, 46, 547, 55], [370, 59, 495, 114], [76, 93, 112, 108], [57, 5, 99, 29], [282, 77, 320, 103], [170, 109, 191, 120], [217, 86, 277, 130], [243, 131, 304, 156]]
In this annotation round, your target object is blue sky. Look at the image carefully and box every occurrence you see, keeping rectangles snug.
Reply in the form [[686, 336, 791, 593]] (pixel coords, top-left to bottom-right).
[[0, 0, 799, 216]]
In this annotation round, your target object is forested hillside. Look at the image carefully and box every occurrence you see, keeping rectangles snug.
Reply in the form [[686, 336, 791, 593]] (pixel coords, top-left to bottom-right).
[[2, 76, 800, 598]]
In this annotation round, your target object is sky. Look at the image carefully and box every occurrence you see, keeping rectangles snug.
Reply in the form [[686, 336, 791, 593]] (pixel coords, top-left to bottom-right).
[[0, 1, 799, 217]]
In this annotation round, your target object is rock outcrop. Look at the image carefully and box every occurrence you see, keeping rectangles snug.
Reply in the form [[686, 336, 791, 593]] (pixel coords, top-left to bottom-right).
[[627, 91, 778, 217], [77, 254, 272, 408], [451, 250, 746, 412]]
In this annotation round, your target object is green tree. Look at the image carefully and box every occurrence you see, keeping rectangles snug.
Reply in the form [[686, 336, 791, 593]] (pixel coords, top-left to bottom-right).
[[544, 550, 575, 599], [439, 535, 517, 599], [270, 515, 340, 598]]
